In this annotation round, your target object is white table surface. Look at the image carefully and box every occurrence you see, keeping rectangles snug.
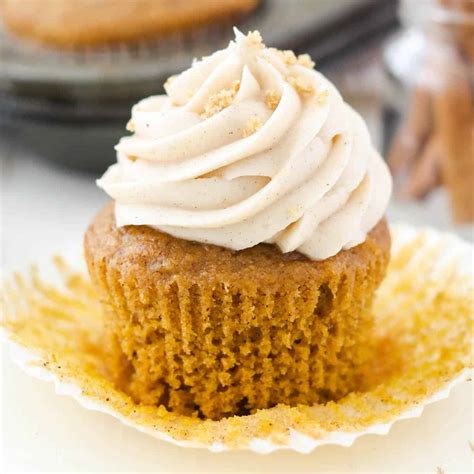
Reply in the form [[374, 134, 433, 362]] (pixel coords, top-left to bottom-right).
[[1, 147, 473, 473]]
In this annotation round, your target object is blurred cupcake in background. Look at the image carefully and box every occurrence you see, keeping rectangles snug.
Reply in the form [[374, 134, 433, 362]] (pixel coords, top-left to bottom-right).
[[0, 0, 260, 49]]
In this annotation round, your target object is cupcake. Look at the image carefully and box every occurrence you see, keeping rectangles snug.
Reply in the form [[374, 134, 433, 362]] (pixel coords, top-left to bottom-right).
[[0, 0, 259, 48], [85, 29, 392, 420]]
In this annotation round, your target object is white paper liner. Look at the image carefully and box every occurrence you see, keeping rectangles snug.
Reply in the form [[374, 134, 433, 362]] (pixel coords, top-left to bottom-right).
[[1, 223, 473, 453]]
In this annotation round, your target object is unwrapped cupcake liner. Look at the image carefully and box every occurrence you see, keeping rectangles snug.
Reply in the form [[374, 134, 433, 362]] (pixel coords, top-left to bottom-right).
[[1, 223, 473, 453], [2, 335, 471, 454]]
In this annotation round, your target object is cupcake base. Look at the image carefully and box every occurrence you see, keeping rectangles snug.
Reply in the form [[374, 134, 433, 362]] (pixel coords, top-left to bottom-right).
[[84, 203, 390, 420], [2, 223, 471, 450]]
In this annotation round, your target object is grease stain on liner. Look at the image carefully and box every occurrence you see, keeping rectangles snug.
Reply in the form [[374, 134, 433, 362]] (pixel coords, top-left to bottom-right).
[[1, 224, 473, 453]]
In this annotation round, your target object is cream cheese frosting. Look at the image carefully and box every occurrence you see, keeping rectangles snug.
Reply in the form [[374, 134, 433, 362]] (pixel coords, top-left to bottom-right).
[[98, 29, 392, 260]]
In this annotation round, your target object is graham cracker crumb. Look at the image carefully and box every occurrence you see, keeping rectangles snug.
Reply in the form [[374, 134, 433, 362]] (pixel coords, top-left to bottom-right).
[[126, 120, 135, 132], [247, 30, 264, 49], [273, 48, 297, 66], [297, 53, 315, 69], [270, 48, 315, 69], [164, 74, 177, 93], [316, 90, 330, 105], [288, 207, 302, 219], [201, 81, 240, 119], [264, 90, 281, 110], [242, 116, 263, 137], [288, 75, 314, 95]]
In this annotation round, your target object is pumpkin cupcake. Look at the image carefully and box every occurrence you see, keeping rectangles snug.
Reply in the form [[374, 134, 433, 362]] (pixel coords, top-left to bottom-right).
[[0, 0, 259, 48], [85, 30, 392, 420]]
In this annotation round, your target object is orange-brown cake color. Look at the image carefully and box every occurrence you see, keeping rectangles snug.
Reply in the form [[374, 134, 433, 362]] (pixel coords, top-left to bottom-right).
[[84, 203, 391, 420], [0, 0, 259, 48]]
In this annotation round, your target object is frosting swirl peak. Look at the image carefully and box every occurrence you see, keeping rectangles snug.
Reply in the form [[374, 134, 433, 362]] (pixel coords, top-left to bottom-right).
[[98, 29, 392, 260]]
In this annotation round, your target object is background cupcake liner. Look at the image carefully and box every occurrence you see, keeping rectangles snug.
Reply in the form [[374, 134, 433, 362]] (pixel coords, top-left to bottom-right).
[[1, 223, 473, 453]]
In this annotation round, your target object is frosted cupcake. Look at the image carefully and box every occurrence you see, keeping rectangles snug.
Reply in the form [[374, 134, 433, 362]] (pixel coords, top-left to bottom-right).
[[85, 30, 392, 420]]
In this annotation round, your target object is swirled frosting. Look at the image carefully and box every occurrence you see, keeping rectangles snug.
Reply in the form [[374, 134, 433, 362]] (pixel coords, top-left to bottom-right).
[[98, 29, 392, 260]]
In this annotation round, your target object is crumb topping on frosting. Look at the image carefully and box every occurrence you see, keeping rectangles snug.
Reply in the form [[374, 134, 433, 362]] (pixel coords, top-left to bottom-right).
[[163, 74, 177, 94], [287, 75, 314, 94], [264, 89, 281, 110], [296, 53, 315, 68], [246, 30, 264, 48], [125, 119, 135, 132], [270, 48, 315, 69], [242, 116, 263, 137], [201, 80, 241, 118], [315, 89, 330, 105]]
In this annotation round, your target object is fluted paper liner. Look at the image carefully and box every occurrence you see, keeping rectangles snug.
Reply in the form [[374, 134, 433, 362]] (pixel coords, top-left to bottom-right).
[[1, 224, 472, 453]]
